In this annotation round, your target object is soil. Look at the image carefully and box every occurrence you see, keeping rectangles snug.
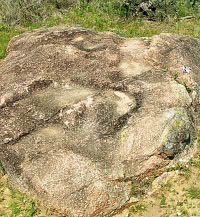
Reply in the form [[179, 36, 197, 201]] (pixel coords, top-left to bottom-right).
[[1, 155, 200, 217]]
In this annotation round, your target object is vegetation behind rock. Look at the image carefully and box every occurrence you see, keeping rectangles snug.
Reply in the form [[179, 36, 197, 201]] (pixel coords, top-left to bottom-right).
[[0, 0, 199, 26]]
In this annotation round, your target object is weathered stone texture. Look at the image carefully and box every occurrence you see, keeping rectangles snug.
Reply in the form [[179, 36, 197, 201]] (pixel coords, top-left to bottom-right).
[[0, 26, 200, 216]]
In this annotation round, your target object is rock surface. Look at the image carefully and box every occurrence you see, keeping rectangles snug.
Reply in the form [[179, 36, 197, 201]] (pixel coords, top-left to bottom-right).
[[0, 26, 200, 216]]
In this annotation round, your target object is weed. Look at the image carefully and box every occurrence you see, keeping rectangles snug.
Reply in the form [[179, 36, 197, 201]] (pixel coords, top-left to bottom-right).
[[181, 209, 189, 215], [162, 68, 168, 72], [0, 211, 5, 216], [9, 199, 22, 216], [171, 73, 192, 93], [187, 186, 200, 199], [179, 167, 191, 180], [131, 181, 145, 197], [129, 203, 146, 213], [177, 201, 184, 206], [172, 71, 182, 84], [2, 184, 39, 217], [0, 24, 10, 31], [160, 193, 167, 207], [167, 163, 182, 172], [174, 72, 179, 81], [131, 177, 155, 197], [161, 181, 172, 191], [167, 162, 191, 180], [183, 82, 192, 93], [27, 199, 37, 216], [191, 159, 200, 168]]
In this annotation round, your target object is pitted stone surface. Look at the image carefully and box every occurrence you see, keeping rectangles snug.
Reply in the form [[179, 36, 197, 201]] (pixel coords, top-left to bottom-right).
[[0, 26, 200, 216]]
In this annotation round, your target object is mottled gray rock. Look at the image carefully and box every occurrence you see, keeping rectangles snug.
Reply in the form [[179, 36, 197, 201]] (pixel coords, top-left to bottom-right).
[[0, 26, 200, 216]]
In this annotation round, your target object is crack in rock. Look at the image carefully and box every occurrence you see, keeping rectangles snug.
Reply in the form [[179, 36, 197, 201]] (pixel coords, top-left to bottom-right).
[[0, 26, 200, 217]]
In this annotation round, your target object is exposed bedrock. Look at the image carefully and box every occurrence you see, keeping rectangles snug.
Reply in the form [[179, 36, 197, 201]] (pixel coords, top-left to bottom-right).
[[0, 26, 200, 216]]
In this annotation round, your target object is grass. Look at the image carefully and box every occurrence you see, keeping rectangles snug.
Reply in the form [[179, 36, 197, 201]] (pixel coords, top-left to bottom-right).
[[126, 150, 200, 216], [166, 162, 191, 180], [0, 162, 46, 217], [0, 173, 57, 217], [0, 0, 200, 59], [187, 186, 200, 199], [0, 27, 25, 58], [131, 176, 157, 197], [129, 204, 147, 213], [8, 196, 37, 217], [127, 134, 200, 216], [160, 193, 167, 207]]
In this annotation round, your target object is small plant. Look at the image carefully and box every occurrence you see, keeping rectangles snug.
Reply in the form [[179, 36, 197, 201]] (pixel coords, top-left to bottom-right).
[[9, 200, 22, 215], [183, 82, 192, 93], [129, 203, 146, 213], [179, 167, 191, 180], [167, 161, 191, 180], [131, 177, 155, 197], [0, 211, 6, 216], [171, 72, 192, 93], [5, 185, 39, 217], [167, 162, 184, 172], [187, 186, 200, 199], [190, 159, 200, 168], [181, 209, 189, 215], [171, 71, 181, 83], [161, 181, 172, 191], [162, 68, 168, 72], [160, 193, 167, 207], [29, 200, 38, 216], [174, 72, 178, 81], [177, 201, 184, 206]]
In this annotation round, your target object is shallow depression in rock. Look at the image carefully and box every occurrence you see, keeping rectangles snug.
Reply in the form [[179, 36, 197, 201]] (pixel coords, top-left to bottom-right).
[[0, 26, 200, 217]]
